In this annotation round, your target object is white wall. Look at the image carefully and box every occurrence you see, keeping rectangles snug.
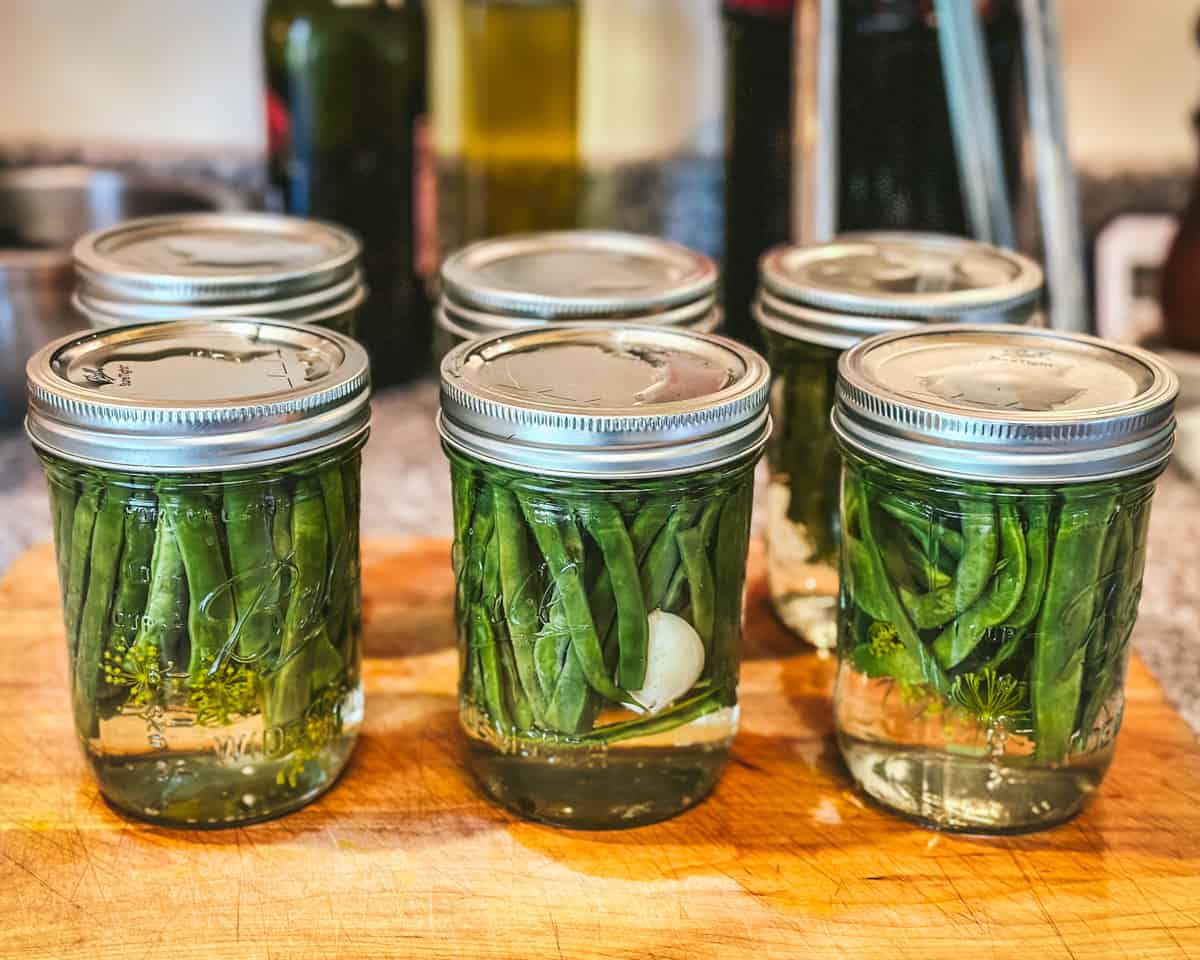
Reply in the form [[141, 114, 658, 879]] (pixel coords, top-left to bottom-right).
[[1058, 0, 1197, 171], [0, 0, 1194, 170], [0, 0, 264, 151]]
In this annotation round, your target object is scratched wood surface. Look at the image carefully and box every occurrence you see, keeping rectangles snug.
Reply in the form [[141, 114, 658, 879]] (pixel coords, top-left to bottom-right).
[[1, 538, 1199, 960]]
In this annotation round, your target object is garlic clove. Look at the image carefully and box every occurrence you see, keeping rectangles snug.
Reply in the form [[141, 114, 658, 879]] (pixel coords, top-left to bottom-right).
[[629, 610, 706, 715]]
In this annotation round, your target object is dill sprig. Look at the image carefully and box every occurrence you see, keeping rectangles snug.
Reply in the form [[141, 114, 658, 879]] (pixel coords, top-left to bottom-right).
[[950, 667, 1029, 727]]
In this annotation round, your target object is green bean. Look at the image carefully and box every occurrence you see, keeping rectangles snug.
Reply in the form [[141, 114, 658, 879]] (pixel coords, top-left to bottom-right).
[[158, 486, 238, 677], [955, 497, 999, 612], [848, 473, 951, 696], [451, 466, 474, 575], [711, 483, 753, 695], [319, 463, 350, 654], [128, 511, 188, 674], [662, 499, 722, 614], [676, 522, 716, 655], [267, 475, 328, 728], [224, 481, 279, 660], [1031, 492, 1117, 761], [341, 457, 362, 659], [881, 531, 920, 593], [494, 487, 547, 722], [934, 501, 1027, 669], [894, 525, 953, 591], [103, 496, 158, 693], [535, 590, 567, 703], [580, 500, 649, 690], [47, 470, 77, 606], [899, 498, 998, 629], [844, 532, 890, 622], [900, 584, 957, 630], [640, 501, 702, 612], [542, 592, 592, 734], [573, 686, 725, 746], [497, 636, 533, 731], [481, 509, 530, 728], [74, 485, 130, 735], [463, 490, 495, 609], [470, 606, 511, 735], [628, 499, 674, 563], [64, 482, 101, 658], [518, 495, 625, 704], [1079, 505, 1147, 736], [879, 495, 965, 558], [272, 492, 293, 561], [1002, 499, 1051, 630]]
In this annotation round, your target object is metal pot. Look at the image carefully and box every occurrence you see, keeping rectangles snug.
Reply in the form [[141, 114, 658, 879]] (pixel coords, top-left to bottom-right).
[[0, 166, 244, 425]]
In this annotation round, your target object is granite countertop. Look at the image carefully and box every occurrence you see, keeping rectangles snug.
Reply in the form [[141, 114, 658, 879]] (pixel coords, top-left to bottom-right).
[[3, 378, 1199, 732]]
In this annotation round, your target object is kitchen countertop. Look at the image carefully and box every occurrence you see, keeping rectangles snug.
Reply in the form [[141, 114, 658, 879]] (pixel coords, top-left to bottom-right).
[[3, 378, 1199, 733], [4, 536, 1200, 959]]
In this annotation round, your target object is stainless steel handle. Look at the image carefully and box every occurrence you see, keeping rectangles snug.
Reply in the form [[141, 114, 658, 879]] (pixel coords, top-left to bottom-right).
[[934, 0, 1015, 249], [792, 0, 839, 245], [1020, 0, 1088, 333]]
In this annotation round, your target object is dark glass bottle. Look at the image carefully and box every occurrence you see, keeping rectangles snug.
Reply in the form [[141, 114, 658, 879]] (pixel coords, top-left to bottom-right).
[[263, 0, 433, 386], [837, 0, 1023, 235], [721, 0, 794, 352], [1160, 12, 1200, 353]]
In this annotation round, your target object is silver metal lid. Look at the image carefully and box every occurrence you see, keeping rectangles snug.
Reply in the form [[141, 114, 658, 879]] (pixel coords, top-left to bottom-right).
[[73, 213, 361, 305], [73, 272, 366, 328], [26, 318, 370, 473], [755, 290, 918, 352], [436, 294, 721, 343], [832, 325, 1179, 483], [440, 230, 717, 319], [438, 324, 770, 479], [760, 232, 1043, 322]]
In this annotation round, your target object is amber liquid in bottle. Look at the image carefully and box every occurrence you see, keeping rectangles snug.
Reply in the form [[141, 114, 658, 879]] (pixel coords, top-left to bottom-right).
[[460, 0, 581, 241]]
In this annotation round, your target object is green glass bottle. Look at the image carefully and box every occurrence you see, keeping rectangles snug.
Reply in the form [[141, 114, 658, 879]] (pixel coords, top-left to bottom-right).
[[264, 0, 434, 386]]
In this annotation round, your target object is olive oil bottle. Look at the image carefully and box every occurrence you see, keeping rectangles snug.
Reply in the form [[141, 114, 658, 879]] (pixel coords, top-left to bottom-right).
[[459, 0, 581, 241], [263, 0, 434, 386]]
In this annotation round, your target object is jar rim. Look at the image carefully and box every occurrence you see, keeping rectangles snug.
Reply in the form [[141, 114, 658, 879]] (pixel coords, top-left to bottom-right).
[[760, 232, 1044, 319], [26, 318, 371, 473], [438, 322, 771, 479], [73, 212, 361, 305], [833, 324, 1179, 483], [440, 230, 717, 318]]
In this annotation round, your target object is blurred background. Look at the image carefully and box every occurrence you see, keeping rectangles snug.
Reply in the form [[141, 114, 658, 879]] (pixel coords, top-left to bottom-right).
[[1, 0, 1194, 300]]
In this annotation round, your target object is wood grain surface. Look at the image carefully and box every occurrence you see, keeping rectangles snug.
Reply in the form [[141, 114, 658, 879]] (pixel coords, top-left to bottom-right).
[[1, 538, 1198, 960]]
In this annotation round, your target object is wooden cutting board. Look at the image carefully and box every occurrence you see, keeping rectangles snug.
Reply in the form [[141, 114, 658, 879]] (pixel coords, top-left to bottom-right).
[[2, 538, 1198, 960]]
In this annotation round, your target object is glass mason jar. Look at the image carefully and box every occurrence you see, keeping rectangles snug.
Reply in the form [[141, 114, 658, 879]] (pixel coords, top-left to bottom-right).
[[439, 324, 769, 828], [831, 324, 1178, 833], [26, 318, 371, 827], [757, 233, 1043, 649], [433, 230, 720, 362], [72, 213, 366, 339]]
